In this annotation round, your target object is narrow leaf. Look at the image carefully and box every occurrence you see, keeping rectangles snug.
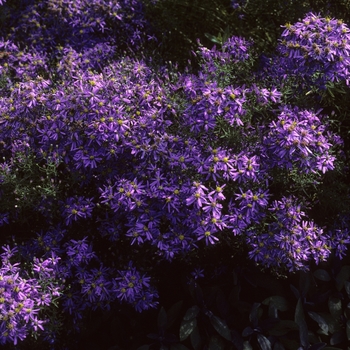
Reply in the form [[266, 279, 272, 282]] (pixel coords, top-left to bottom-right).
[[308, 311, 329, 335], [309, 342, 327, 350], [295, 298, 309, 348], [204, 32, 222, 45], [257, 333, 272, 350], [210, 315, 232, 341], [179, 319, 197, 341]]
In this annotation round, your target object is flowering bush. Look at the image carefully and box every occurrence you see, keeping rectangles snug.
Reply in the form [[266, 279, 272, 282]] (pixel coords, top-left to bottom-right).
[[0, 2, 350, 348]]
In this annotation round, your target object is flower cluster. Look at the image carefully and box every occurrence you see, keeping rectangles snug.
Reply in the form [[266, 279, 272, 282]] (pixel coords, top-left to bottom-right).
[[278, 12, 350, 85], [0, 6, 350, 347], [262, 106, 336, 173], [0, 246, 61, 346], [246, 196, 331, 271]]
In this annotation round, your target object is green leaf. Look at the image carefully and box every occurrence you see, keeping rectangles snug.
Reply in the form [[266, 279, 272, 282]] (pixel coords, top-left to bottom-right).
[[222, 25, 231, 44], [204, 32, 222, 45], [269, 320, 298, 337], [308, 311, 329, 335], [257, 334, 272, 350], [328, 297, 342, 320], [216, 288, 229, 317], [335, 265, 350, 291], [243, 340, 253, 350], [344, 281, 350, 298], [309, 343, 326, 350], [167, 300, 183, 329], [242, 326, 254, 337], [208, 335, 225, 350], [229, 285, 241, 307], [190, 326, 201, 350], [313, 269, 331, 282], [170, 344, 190, 350], [158, 306, 168, 329], [249, 303, 261, 327], [210, 314, 232, 341], [179, 319, 197, 341], [183, 305, 200, 321], [299, 271, 311, 295], [330, 330, 346, 345], [295, 298, 309, 348], [262, 296, 289, 311], [137, 346, 150, 350]]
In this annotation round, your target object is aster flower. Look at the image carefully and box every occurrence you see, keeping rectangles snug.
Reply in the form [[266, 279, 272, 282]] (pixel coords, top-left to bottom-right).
[[278, 12, 350, 86]]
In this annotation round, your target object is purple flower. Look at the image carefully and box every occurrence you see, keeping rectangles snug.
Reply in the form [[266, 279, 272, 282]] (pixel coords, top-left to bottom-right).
[[61, 196, 95, 226]]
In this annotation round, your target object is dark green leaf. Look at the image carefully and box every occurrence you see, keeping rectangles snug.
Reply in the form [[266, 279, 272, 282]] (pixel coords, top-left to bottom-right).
[[190, 326, 201, 350], [210, 314, 232, 341], [344, 281, 350, 298], [158, 306, 168, 329], [272, 342, 285, 350], [243, 341, 253, 350], [295, 298, 309, 348], [257, 333, 272, 350], [222, 25, 231, 44], [290, 284, 300, 299], [313, 269, 331, 282], [308, 311, 329, 335], [231, 329, 244, 350], [216, 288, 230, 318], [167, 301, 183, 329], [330, 330, 346, 345], [208, 335, 225, 350], [249, 303, 261, 327], [269, 320, 298, 337], [147, 333, 160, 340], [299, 271, 311, 295], [179, 319, 197, 341], [335, 265, 350, 291], [309, 343, 326, 350], [229, 285, 241, 307], [242, 326, 254, 337], [346, 320, 350, 341], [170, 344, 190, 350], [315, 312, 340, 334], [204, 32, 222, 45], [183, 305, 200, 321], [328, 297, 342, 319], [137, 346, 150, 350], [262, 296, 289, 311]]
